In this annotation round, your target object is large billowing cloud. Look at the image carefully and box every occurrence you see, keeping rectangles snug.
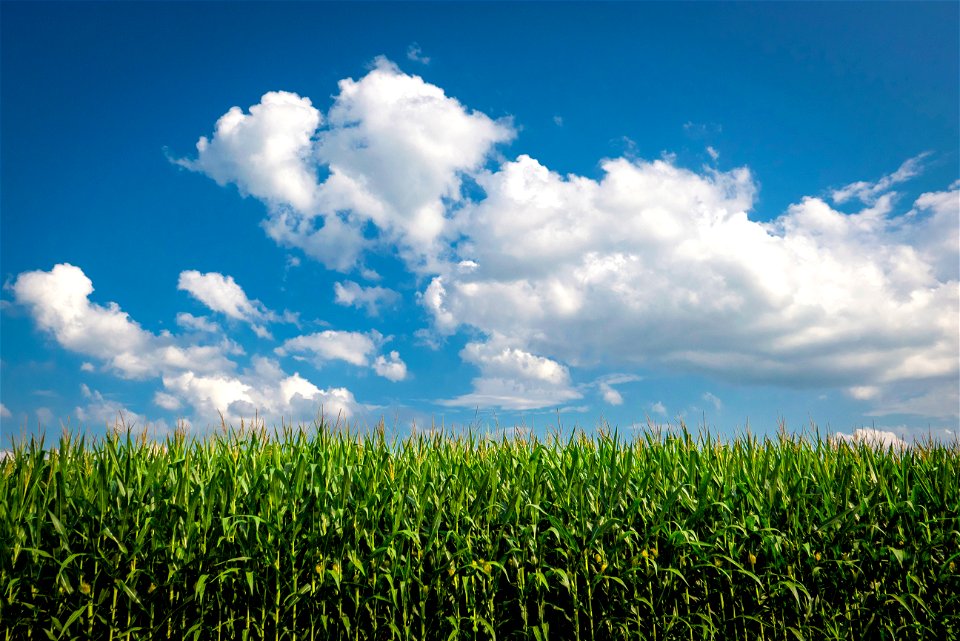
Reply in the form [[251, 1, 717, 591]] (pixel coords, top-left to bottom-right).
[[314, 57, 514, 271], [179, 57, 514, 272], [427, 158, 958, 416], [180, 59, 959, 418], [12, 264, 361, 427], [179, 90, 323, 212]]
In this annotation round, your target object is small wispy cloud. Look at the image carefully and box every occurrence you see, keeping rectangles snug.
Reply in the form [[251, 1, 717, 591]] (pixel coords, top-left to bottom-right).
[[36, 407, 54, 426], [596, 374, 641, 406], [683, 121, 722, 137], [846, 386, 880, 400], [176, 312, 221, 334], [599, 383, 623, 405], [276, 330, 408, 381], [832, 152, 930, 205], [334, 281, 400, 317], [406, 42, 430, 64], [178, 270, 294, 339], [702, 392, 722, 411]]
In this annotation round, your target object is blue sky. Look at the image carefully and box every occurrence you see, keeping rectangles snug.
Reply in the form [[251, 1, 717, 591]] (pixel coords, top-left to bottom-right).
[[2, 2, 958, 445]]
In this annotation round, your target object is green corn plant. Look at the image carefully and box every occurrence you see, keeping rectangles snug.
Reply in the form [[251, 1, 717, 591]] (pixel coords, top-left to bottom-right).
[[1, 420, 958, 640]]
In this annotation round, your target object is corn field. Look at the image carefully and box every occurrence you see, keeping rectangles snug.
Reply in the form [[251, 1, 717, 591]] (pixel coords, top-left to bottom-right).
[[1, 422, 958, 640]]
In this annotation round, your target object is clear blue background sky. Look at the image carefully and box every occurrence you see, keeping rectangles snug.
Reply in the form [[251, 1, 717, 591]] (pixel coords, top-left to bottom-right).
[[2, 2, 958, 445]]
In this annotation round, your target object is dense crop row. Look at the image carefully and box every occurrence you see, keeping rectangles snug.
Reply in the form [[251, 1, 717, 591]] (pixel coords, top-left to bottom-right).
[[1, 422, 958, 640]]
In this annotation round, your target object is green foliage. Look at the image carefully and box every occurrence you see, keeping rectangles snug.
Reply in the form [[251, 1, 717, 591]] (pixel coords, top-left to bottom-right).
[[1, 422, 958, 640]]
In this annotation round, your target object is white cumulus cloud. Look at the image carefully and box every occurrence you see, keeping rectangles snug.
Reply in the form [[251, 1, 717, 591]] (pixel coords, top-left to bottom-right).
[[13, 264, 234, 380], [898, 184, 960, 284], [314, 57, 515, 271], [374, 351, 408, 382], [334, 281, 399, 316], [179, 64, 958, 418], [180, 58, 514, 272], [276, 330, 407, 381], [423, 155, 957, 414], [178, 270, 286, 338], [161, 357, 359, 427], [177, 90, 323, 212], [277, 330, 377, 367], [831, 427, 908, 450], [440, 338, 582, 410], [12, 264, 362, 429]]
